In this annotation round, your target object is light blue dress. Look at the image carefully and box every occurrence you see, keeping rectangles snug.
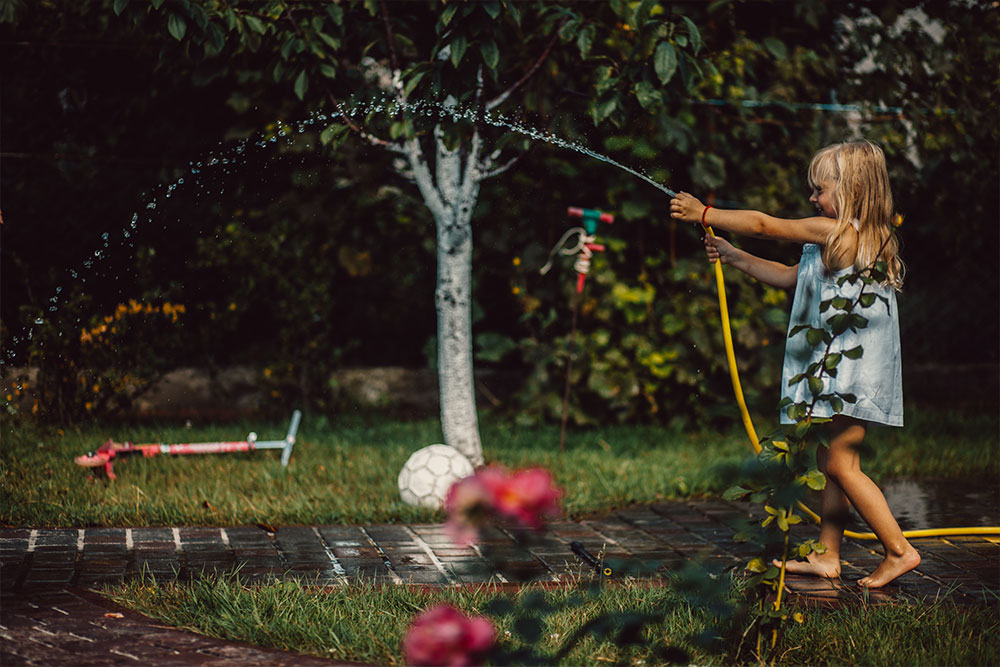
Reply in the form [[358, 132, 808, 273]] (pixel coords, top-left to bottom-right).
[[780, 243, 904, 427]]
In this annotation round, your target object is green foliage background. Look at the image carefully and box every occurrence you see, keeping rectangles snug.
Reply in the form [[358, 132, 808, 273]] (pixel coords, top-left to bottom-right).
[[2, 0, 997, 423]]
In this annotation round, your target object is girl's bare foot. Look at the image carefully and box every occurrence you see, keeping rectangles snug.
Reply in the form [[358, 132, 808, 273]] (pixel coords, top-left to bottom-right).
[[773, 552, 841, 578], [858, 546, 920, 589]]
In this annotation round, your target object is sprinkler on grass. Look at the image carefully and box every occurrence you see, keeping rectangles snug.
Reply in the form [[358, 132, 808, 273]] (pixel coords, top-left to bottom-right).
[[74, 410, 302, 480], [540, 207, 615, 451]]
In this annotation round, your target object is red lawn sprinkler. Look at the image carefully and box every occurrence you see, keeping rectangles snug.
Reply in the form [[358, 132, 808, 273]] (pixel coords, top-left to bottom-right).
[[540, 207, 614, 451], [74, 410, 302, 480]]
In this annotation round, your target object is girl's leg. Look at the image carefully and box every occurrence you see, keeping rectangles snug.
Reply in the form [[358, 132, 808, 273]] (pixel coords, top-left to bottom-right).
[[780, 437, 848, 578], [821, 416, 920, 588]]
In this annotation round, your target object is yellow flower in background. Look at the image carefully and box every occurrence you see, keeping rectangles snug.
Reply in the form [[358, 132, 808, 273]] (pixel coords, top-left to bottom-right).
[[512, 286, 521, 295], [892, 213, 904, 228], [512, 257, 521, 267]]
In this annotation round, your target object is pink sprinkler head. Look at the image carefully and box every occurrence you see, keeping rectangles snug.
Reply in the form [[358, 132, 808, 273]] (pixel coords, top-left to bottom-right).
[[74, 440, 116, 468]]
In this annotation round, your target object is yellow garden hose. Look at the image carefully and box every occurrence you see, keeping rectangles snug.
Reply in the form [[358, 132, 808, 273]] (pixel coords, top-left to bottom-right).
[[704, 223, 1000, 540]]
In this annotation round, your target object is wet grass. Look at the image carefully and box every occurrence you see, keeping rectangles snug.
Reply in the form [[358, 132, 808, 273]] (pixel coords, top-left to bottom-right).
[[2, 400, 996, 527], [105, 572, 1000, 666]]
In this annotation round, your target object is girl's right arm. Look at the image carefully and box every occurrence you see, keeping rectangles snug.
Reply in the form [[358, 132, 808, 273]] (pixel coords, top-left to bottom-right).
[[670, 192, 834, 244], [705, 234, 798, 289]]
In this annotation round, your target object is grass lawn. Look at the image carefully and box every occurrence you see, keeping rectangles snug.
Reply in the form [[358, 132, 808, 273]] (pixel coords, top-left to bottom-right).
[[2, 399, 997, 527], [105, 572, 1000, 665]]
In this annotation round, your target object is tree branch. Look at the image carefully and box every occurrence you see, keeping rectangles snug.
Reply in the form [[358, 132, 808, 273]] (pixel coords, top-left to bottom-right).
[[481, 154, 522, 180], [378, 0, 400, 73], [486, 17, 568, 111]]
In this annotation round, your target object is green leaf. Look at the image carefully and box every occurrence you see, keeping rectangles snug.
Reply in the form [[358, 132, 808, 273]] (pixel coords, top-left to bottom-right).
[[762, 37, 788, 60], [293, 69, 308, 100], [479, 39, 499, 70], [843, 345, 863, 359], [482, 1, 501, 19], [681, 15, 702, 54], [805, 327, 825, 347], [860, 293, 877, 308], [449, 34, 468, 68], [577, 24, 595, 58], [654, 41, 678, 85], [167, 13, 187, 41], [839, 393, 857, 404], [723, 485, 751, 500], [440, 3, 459, 27], [319, 63, 337, 80], [829, 396, 844, 413], [789, 324, 810, 338], [786, 403, 807, 421], [403, 70, 426, 98], [832, 296, 850, 311], [800, 469, 826, 491], [593, 95, 618, 124], [244, 15, 266, 34], [318, 32, 341, 51], [824, 353, 841, 370], [326, 4, 343, 25], [320, 122, 350, 146], [113, 0, 130, 16], [819, 298, 832, 313], [633, 81, 662, 110], [807, 376, 823, 395]]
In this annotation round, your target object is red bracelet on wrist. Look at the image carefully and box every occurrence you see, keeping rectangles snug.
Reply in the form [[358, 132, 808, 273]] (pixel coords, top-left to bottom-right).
[[701, 205, 713, 229]]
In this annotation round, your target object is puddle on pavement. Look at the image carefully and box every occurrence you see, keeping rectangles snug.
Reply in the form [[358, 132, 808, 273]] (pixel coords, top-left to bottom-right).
[[803, 479, 1000, 532], [880, 478, 1000, 532]]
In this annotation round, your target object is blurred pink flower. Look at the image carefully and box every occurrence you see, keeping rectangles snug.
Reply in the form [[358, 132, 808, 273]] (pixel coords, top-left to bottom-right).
[[444, 466, 562, 544], [494, 468, 562, 530], [402, 604, 496, 667], [444, 473, 495, 546]]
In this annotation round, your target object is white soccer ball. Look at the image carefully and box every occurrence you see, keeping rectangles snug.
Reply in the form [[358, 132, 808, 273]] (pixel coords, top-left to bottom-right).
[[398, 444, 475, 509]]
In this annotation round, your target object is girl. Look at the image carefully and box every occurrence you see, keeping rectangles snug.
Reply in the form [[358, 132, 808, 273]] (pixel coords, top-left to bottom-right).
[[669, 140, 920, 589]]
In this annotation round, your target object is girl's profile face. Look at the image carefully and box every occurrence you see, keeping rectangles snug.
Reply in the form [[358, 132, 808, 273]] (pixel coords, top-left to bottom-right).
[[809, 179, 837, 218]]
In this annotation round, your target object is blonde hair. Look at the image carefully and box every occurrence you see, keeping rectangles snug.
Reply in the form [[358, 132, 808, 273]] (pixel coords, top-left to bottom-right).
[[808, 141, 904, 289]]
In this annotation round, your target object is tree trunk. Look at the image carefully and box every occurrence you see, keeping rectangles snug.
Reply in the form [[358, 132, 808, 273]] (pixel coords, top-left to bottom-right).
[[400, 103, 485, 466], [435, 202, 483, 465]]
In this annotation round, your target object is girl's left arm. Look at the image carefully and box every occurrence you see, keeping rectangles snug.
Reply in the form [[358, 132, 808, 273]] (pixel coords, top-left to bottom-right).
[[669, 192, 834, 244]]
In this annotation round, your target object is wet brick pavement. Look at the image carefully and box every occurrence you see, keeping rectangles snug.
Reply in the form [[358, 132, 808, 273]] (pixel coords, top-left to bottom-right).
[[3, 500, 998, 664]]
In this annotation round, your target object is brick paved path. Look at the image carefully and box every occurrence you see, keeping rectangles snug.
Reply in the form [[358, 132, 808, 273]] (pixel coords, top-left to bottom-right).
[[3, 500, 998, 664]]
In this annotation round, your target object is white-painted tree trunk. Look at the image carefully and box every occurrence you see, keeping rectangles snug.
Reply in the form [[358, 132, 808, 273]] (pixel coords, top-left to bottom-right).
[[398, 97, 485, 465], [434, 195, 482, 465]]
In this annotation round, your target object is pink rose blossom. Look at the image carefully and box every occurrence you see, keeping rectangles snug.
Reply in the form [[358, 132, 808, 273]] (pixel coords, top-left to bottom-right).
[[444, 466, 562, 543], [402, 604, 496, 667], [493, 468, 561, 530]]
